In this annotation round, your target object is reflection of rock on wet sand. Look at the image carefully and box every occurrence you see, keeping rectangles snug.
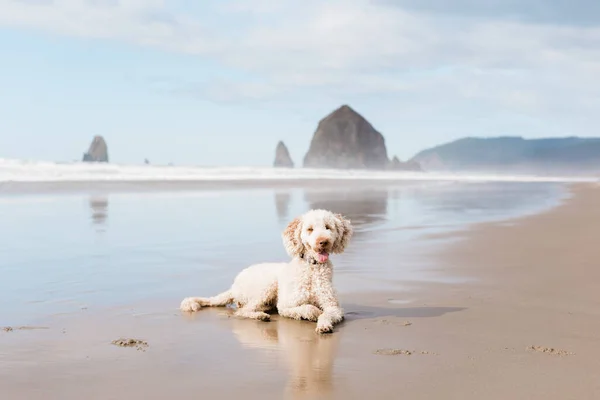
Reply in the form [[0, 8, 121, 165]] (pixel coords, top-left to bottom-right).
[[304, 189, 389, 232], [89, 196, 108, 227], [229, 316, 340, 399], [274, 191, 292, 222]]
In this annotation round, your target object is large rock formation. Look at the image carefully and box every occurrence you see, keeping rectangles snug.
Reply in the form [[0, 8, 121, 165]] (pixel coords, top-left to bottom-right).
[[388, 155, 422, 171], [274, 141, 294, 168], [82, 136, 109, 163], [303, 105, 389, 169]]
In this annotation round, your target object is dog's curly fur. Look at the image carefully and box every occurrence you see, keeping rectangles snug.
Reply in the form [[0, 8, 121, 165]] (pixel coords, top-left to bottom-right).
[[180, 209, 353, 334]]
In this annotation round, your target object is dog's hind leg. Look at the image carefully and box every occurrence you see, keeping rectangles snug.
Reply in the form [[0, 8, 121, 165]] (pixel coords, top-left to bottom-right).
[[180, 290, 233, 312], [278, 305, 322, 322], [234, 301, 272, 322]]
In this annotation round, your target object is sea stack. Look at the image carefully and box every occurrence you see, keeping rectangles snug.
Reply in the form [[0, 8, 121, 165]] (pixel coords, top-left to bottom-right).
[[274, 141, 294, 168], [303, 105, 389, 169], [82, 136, 109, 163], [388, 155, 422, 171]]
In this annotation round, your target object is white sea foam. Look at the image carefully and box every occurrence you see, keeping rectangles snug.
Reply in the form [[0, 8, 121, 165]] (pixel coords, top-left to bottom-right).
[[0, 158, 597, 183]]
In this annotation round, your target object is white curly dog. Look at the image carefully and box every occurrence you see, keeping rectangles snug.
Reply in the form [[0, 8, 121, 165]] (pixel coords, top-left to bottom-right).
[[180, 209, 353, 334]]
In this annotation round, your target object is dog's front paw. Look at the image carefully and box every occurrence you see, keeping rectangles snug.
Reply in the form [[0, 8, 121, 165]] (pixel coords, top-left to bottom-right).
[[180, 297, 201, 312], [315, 321, 333, 334]]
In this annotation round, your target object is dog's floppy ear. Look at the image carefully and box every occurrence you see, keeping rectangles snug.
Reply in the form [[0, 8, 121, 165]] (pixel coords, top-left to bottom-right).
[[282, 216, 304, 257], [332, 213, 353, 254]]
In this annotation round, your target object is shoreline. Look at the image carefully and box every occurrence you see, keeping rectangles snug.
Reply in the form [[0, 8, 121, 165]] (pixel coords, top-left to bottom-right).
[[368, 182, 600, 399], [2, 183, 600, 399]]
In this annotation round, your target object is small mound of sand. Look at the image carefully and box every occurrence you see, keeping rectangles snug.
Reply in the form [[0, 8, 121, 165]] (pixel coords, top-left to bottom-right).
[[374, 348, 437, 356], [528, 346, 574, 356], [2, 326, 48, 332], [375, 348, 413, 356], [111, 338, 149, 351], [375, 319, 412, 326], [17, 326, 49, 331]]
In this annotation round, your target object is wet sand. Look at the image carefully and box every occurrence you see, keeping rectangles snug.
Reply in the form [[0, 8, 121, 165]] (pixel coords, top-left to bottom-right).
[[2, 184, 600, 399]]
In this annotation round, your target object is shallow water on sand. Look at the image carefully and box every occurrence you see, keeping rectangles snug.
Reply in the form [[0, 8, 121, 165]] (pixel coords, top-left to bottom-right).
[[0, 181, 565, 326]]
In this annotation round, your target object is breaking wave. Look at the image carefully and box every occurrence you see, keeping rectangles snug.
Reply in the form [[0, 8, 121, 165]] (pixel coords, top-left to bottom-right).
[[0, 158, 597, 183]]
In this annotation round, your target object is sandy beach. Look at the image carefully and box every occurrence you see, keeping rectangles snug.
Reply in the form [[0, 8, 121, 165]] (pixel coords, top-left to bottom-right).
[[1, 183, 600, 399], [5, 0, 600, 398]]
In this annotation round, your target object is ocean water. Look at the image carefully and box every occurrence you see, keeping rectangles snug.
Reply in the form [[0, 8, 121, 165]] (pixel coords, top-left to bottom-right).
[[0, 176, 569, 326]]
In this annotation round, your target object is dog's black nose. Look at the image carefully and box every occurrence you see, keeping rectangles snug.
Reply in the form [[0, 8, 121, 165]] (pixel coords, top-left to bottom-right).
[[319, 239, 329, 246]]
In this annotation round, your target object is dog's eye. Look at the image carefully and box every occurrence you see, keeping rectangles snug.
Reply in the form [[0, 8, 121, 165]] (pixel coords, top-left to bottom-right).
[[325, 225, 331, 230], [307, 227, 313, 233]]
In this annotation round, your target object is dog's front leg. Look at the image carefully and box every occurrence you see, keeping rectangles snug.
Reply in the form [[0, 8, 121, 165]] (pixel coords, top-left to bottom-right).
[[315, 285, 344, 334], [315, 306, 344, 334]]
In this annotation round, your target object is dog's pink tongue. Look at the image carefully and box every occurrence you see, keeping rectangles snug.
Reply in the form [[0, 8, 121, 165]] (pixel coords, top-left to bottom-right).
[[317, 252, 329, 263]]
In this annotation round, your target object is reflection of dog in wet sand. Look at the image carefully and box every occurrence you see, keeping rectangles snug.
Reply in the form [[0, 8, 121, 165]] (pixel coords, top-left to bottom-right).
[[229, 315, 340, 399], [180, 209, 353, 333]]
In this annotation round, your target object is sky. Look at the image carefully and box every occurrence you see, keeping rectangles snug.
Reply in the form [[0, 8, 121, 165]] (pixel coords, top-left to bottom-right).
[[1, 0, 599, 166]]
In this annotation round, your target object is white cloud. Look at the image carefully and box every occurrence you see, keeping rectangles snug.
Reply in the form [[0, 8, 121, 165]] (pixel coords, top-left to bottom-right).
[[2, 0, 600, 131]]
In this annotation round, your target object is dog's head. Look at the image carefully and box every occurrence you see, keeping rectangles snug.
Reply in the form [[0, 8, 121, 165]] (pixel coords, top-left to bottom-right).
[[282, 209, 353, 264]]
